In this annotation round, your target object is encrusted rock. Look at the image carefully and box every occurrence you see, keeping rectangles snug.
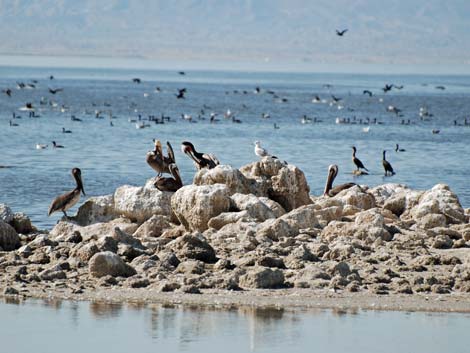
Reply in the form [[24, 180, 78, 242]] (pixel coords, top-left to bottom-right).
[[0, 204, 14, 223], [10, 212, 34, 234], [168, 234, 217, 263], [74, 195, 117, 226], [171, 184, 231, 232], [114, 184, 173, 223], [133, 215, 172, 238], [239, 158, 311, 211], [0, 220, 20, 251], [239, 266, 285, 289], [193, 164, 256, 195], [88, 251, 136, 278]]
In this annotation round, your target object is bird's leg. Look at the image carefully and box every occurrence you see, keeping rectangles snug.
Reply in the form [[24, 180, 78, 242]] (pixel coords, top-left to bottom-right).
[[62, 210, 69, 219]]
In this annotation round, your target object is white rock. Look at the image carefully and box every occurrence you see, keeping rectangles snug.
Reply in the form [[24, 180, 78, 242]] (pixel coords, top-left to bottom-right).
[[88, 251, 136, 278], [171, 184, 231, 232], [114, 184, 173, 224]]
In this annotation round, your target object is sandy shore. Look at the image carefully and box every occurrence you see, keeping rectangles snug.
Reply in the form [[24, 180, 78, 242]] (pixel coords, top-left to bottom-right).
[[4, 288, 470, 313]]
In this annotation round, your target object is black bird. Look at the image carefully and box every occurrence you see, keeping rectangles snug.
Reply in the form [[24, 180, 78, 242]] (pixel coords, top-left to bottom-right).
[[49, 75, 54, 80], [48, 168, 85, 218], [62, 128, 72, 133], [331, 95, 342, 103], [351, 146, 369, 172], [9, 120, 19, 127], [178, 71, 186, 75], [363, 90, 373, 97], [181, 141, 219, 170], [382, 150, 395, 176], [393, 85, 404, 90], [435, 86, 446, 90], [273, 123, 280, 129], [52, 141, 65, 148], [176, 88, 186, 99], [395, 144, 406, 152], [336, 29, 348, 36], [3, 89, 12, 97], [323, 165, 358, 197], [382, 84, 393, 93], [49, 88, 63, 94], [132, 78, 141, 83], [71, 115, 82, 122]]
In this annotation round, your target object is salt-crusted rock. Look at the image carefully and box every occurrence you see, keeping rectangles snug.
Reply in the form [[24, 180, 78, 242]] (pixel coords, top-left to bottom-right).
[[239, 157, 311, 211], [418, 213, 447, 229], [10, 212, 34, 234], [0, 204, 14, 223], [167, 234, 217, 263], [239, 266, 285, 288], [280, 204, 319, 231], [230, 193, 276, 221], [193, 165, 257, 195], [132, 215, 172, 238], [334, 186, 376, 210], [256, 218, 296, 241], [171, 184, 231, 232], [88, 251, 136, 278], [39, 264, 67, 281], [114, 184, 173, 224], [208, 211, 250, 230], [74, 242, 99, 262], [258, 197, 286, 218], [410, 184, 467, 225], [74, 195, 117, 226], [432, 234, 453, 249], [0, 220, 20, 251], [50, 219, 139, 242]]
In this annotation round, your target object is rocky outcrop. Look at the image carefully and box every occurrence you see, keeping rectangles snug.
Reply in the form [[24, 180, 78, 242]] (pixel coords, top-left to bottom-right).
[[171, 184, 231, 232], [240, 157, 311, 211], [114, 184, 173, 224], [2, 162, 470, 300]]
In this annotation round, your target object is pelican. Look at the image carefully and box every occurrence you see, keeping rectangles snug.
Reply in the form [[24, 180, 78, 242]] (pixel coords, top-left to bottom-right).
[[323, 165, 357, 197], [351, 146, 369, 174], [181, 141, 219, 170], [382, 150, 395, 176], [146, 140, 175, 176], [48, 168, 85, 218], [154, 164, 183, 192]]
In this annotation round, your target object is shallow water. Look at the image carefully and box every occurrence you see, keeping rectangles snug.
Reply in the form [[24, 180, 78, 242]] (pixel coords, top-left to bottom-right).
[[0, 66, 469, 228], [0, 298, 469, 353]]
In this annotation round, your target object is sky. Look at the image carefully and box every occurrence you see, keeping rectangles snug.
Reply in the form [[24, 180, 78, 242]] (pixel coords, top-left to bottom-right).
[[0, 0, 469, 73]]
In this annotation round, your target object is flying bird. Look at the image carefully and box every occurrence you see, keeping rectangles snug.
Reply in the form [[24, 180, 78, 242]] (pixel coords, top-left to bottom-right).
[[363, 90, 373, 97], [336, 29, 348, 36], [49, 88, 63, 94]]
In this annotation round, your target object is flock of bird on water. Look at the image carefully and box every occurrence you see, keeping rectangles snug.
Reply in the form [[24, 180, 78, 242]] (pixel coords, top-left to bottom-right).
[[2, 28, 467, 219]]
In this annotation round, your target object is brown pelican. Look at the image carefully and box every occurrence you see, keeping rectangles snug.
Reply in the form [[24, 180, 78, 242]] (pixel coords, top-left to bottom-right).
[[48, 168, 85, 218], [146, 140, 175, 176], [154, 164, 183, 192], [323, 165, 357, 196], [382, 150, 395, 176], [181, 141, 219, 170], [351, 146, 369, 174]]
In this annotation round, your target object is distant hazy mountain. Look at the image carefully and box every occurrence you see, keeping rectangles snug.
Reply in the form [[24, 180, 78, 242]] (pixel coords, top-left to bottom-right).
[[1, 0, 469, 66]]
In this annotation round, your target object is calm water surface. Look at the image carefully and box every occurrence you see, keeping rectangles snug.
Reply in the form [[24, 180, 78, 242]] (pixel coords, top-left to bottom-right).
[[0, 66, 469, 228], [0, 298, 468, 353]]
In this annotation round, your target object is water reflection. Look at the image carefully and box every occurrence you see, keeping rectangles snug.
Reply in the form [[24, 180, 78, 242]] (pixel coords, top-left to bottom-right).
[[1, 298, 469, 353]]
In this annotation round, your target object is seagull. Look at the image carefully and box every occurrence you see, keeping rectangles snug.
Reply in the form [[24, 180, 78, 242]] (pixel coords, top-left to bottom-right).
[[336, 29, 348, 36], [36, 143, 48, 149], [254, 141, 276, 158]]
